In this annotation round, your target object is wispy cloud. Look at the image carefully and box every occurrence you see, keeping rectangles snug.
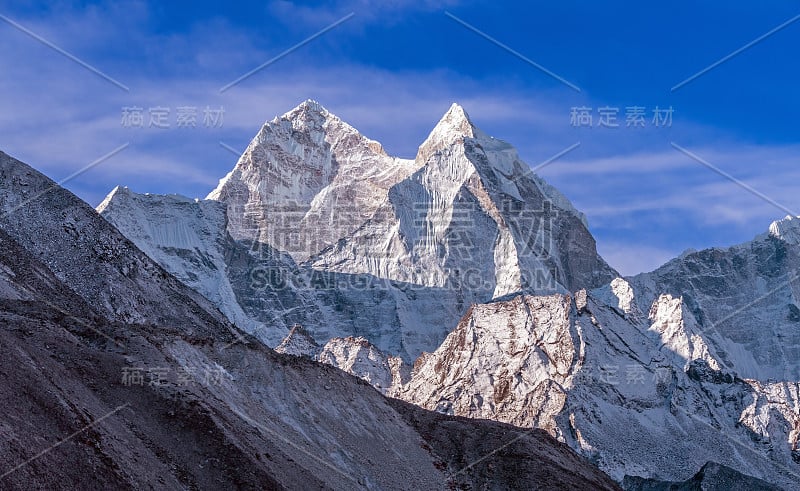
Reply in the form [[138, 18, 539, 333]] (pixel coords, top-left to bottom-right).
[[544, 144, 800, 224], [267, 0, 466, 27], [1, 1, 797, 276], [598, 243, 679, 277], [539, 142, 800, 273]]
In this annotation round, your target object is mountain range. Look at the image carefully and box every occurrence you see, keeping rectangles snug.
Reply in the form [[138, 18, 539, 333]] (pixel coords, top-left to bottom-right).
[[2, 99, 798, 489], [0, 148, 621, 490]]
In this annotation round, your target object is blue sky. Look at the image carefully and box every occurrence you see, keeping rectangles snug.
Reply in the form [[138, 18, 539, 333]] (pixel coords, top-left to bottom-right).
[[1, 1, 799, 275]]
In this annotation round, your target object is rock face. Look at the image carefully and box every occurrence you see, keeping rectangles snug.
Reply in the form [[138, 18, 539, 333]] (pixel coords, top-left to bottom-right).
[[274, 323, 321, 358], [630, 218, 800, 381], [399, 294, 577, 435], [274, 327, 410, 396], [302, 102, 615, 296], [207, 100, 418, 263], [96, 187, 263, 335], [0, 150, 621, 490], [319, 337, 408, 395], [100, 100, 615, 359], [395, 279, 800, 489]]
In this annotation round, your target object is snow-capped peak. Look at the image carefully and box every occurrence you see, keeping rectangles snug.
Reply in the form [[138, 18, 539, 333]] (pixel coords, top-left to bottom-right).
[[272, 98, 333, 127], [417, 103, 482, 159], [768, 215, 800, 245], [96, 185, 129, 213], [278, 99, 380, 151], [286, 98, 329, 117], [434, 102, 476, 137]]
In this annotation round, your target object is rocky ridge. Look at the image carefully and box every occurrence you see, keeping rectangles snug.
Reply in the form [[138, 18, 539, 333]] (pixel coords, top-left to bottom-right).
[[0, 149, 621, 490]]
